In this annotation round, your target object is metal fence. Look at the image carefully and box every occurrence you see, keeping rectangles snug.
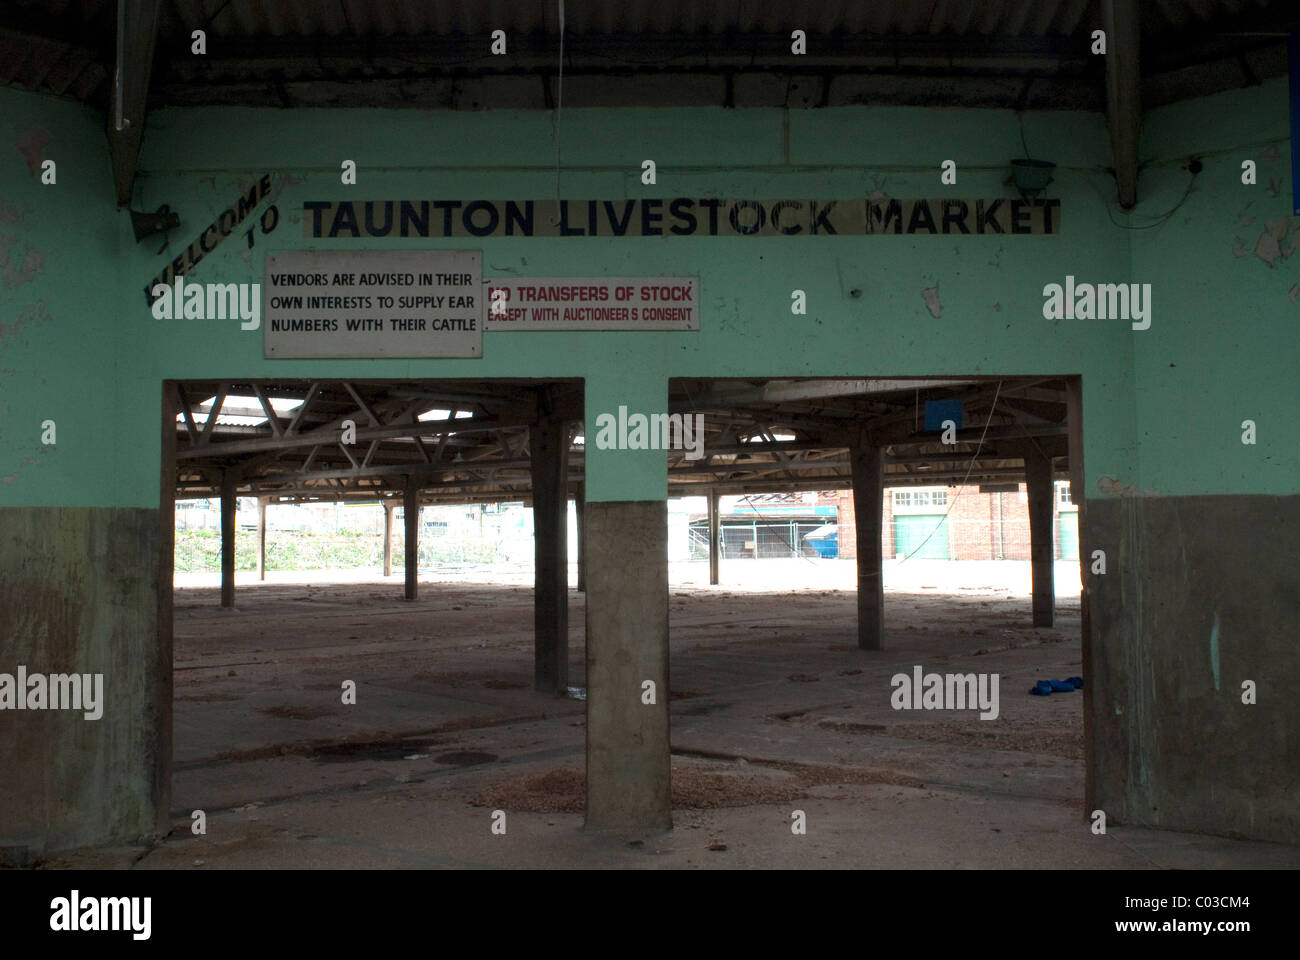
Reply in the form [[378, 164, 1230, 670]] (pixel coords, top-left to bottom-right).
[[687, 520, 825, 560], [686, 515, 1080, 562]]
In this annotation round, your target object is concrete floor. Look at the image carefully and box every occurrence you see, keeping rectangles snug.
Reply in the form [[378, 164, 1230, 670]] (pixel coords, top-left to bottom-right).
[[43, 560, 1300, 869]]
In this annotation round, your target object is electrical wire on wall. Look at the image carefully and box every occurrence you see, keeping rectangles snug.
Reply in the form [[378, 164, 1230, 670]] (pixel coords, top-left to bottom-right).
[[887, 379, 1004, 567], [1104, 169, 1198, 230]]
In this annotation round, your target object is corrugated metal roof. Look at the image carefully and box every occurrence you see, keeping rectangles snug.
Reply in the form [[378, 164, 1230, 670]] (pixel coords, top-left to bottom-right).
[[0, 0, 1293, 109], [166, 0, 1272, 39]]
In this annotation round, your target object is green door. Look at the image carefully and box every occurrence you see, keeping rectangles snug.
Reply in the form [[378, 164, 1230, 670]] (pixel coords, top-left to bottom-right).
[[1058, 511, 1079, 560], [894, 514, 949, 559]]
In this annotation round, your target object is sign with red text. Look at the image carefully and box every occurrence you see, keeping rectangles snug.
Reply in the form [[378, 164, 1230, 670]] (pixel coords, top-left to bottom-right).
[[484, 277, 699, 331]]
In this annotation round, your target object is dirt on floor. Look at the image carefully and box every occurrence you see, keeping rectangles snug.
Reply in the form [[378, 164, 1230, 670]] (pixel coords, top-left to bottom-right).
[[36, 561, 1299, 868], [469, 761, 810, 813]]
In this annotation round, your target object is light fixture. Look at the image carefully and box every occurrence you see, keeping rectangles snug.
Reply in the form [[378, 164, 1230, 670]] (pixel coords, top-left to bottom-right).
[[1010, 158, 1055, 199], [130, 204, 179, 242]]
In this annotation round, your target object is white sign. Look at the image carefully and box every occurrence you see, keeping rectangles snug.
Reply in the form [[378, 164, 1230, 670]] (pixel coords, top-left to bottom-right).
[[483, 277, 699, 330], [264, 249, 482, 358]]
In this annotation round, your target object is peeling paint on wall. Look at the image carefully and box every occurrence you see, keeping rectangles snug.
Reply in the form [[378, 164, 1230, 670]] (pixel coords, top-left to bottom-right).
[[1253, 217, 1286, 265], [14, 125, 51, 175], [0, 201, 32, 225], [3, 246, 49, 289], [1250, 215, 1300, 267], [0, 301, 52, 348], [921, 285, 942, 318], [2, 452, 47, 485], [1097, 475, 1161, 497]]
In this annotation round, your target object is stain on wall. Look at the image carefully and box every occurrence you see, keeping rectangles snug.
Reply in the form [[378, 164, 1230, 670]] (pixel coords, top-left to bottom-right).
[[1089, 495, 1299, 843], [0, 508, 168, 853]]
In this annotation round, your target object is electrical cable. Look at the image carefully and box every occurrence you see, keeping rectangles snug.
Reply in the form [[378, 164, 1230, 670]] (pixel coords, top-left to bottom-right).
[[891, 379, 1003, 565]]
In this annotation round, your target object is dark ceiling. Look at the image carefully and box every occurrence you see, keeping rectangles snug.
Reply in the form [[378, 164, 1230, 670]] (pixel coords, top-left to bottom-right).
[[172, 376, 1069, 505], [2, 0, 1296, 113]]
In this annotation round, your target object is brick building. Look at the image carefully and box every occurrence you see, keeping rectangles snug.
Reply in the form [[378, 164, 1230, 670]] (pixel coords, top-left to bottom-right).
[[832, 482, 1077, 561]]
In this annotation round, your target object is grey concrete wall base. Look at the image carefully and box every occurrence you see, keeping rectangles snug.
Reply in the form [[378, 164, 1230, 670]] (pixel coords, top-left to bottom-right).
[[0, 507, 169, 852], [584, 500, 672, 832], [1088, 494, 1299, 843]]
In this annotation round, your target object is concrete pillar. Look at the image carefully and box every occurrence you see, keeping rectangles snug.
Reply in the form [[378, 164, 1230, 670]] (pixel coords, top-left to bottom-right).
[[220, 471, 236, 607], [157, 382, 177, 834], [1065, 376, 1093, 815], [404, 476, 419, 601], [575, 484, 586, 593], [707, 488, 720, 585], [383, 499, 394, 577], [585, 500, 671, 832], [849, 432, 884, 650], [529, 406, 569, 694], [1025, 445, 1055, 627], [257, 496, 268, 581]]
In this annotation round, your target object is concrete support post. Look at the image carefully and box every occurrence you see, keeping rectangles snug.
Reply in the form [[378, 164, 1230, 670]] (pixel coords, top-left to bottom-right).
[[1025, 445, 1056, 627], [404, 476, 419, 601], [529, 401, 569, 694], [1102, 0, 1141, 209], [585, 500, 671, 832], [257, 496, 268, 581], [707, 488, 720, 585], [1065, 377, 1092, 815], [383, 499, 394, 577], [220, 471, 237, 607], [157, 382, 178, 833], [575, 484, 586, 593], [849, 431, 884, 650]]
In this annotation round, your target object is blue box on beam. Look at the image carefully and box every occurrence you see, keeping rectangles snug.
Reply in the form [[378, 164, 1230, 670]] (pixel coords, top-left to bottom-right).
[[924, 399, 964, 431]]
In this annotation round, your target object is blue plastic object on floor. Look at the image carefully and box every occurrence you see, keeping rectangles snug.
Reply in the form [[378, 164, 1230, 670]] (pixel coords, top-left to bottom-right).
[[1065, 676, 1084, 689], [1029, 680, 1053, 696], [1049, 678, 1075, 692]]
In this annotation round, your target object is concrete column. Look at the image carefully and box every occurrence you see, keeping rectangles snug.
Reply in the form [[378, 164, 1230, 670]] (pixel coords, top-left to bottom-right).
[[257, 496, 268, 581], [1065, 376, 1093, 815], [220, 471, 237, 607], [849, 432, 884, 650], [529, 405, 569, 694], [1025, 445, 1055, 627], [383, 499, 394, 577], [575, 484, 586, 593], [707, 488, 720, 585], [404, 476, 419, 601], [586, 500, 671, 832], [157, 382, 178, 835]]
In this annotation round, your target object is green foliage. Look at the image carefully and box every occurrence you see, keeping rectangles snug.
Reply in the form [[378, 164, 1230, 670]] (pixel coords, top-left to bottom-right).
[[173, 529, 507, 572]]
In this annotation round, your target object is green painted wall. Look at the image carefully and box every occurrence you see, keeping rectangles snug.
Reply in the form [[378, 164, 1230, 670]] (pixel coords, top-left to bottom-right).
[[1133, 78, 1300, 496], [0, 92, 127, 507], [0, 84, 1291, 506], [2, 79, 1297, 849]]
